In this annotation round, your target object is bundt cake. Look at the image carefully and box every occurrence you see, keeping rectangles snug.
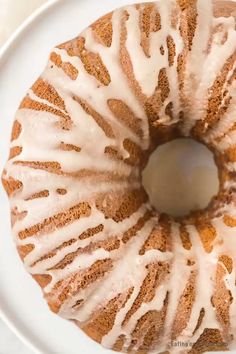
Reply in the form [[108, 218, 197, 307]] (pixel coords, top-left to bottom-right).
[[2, 0, 236, 353]]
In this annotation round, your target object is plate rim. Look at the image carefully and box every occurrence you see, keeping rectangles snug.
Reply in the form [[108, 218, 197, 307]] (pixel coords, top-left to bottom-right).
[[0, 3, 61, 353], [0, 0, 60, 63], [2, 1, 236, 354]]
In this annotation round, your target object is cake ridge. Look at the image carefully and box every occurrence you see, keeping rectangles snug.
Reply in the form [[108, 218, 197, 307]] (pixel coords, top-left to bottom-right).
[[2, 0, 236, 352]]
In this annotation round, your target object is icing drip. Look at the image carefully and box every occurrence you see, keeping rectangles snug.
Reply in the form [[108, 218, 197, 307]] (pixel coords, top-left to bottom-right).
[[2, 0, 236, 353]]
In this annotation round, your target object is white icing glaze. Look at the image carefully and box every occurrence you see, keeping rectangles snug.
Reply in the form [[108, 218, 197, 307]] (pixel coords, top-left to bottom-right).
[[3, 0, 236, 352]]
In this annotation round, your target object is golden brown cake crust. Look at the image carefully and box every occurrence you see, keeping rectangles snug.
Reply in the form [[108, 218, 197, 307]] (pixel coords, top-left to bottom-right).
[[2, 1, 236, 353]]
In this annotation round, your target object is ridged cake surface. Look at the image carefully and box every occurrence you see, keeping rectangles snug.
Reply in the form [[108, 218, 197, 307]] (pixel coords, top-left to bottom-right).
[[2, 0, 236, 353]]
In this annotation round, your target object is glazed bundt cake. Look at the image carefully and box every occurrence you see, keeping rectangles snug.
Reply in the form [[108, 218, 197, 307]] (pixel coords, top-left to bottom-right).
[[2, 0, 236, 353]]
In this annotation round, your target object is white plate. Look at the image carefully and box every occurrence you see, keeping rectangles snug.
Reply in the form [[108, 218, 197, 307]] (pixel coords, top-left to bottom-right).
[[0, 0, 155, 353], [1, 1, 235, 354]]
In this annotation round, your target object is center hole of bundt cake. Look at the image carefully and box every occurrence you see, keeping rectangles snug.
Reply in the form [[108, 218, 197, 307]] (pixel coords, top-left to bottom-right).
[[142, 138, 220, 218]]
